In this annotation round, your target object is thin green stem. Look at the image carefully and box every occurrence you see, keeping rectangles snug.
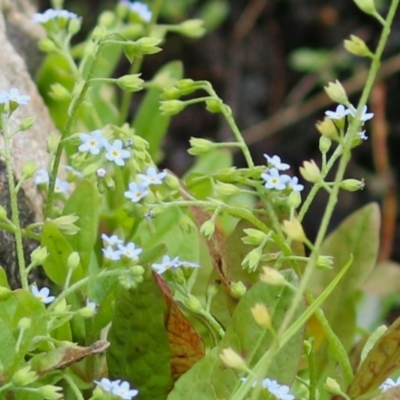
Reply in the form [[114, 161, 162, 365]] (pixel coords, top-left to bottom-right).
[[1, 113, 28, 289], [63, 372, 85, 400]]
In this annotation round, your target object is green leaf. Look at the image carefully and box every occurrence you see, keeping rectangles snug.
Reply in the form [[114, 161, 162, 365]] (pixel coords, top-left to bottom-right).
[[168, 270, 305, 399], [107, 269, 173, 399], [133, 61, 183, 160], [307, 203, 380, 373], [0, 317, 16, 371], [0, 267, 10, 288], [62, 180, 100, 274], [41, 221, 83, 285]]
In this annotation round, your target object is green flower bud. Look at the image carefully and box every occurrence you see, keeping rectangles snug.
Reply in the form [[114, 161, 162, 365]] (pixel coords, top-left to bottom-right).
[[91, 25, 108, 41], [176, 79, 197, 96], [164, 174, 180, 190], [319, 136, 332, 154], [98, 11, 116, 28], [22, 161, 36, 179], [19, 117, 35, 131], [130, 265, 145, 276], [161, 87, 182, 100], [242, 228, 267, 246], [38, 37, 57, 53], [316, 255, 334, 270], [0, 287, 12, 301], [316, 118, 339, 140], [13, 365, 37, 386], [184, 295, 202, 313], [282, 218, 307, 242], [242, 247, 262, 271], [215, 182, 240, 198], [340, 178, 365, 191], [78, 306, 96, 318], [324, 80, 349, 105], [260, 267, 287, 286], [178, 214, 195, 232], [68, 17, 82, 35], [251, 303, 271, 329], [324, 377, 343, 396], [230, 281, 247, 298], [200, 219, 215, 239], [177, 19, 206, 38], [18, 317, 31, 330], [353, 0, 377, 16], [49, 83, 71, 101], [171, 268, 185, 285], [67, 252, 80, 271], [52, 215, 80, 235], [38, 385, 63, 400], [287, 190, 302, 209], [188, 137, 214, 155], [205, 98, 223, 113], [159, 100, 186, 116], [116, 74, 144, 92], [30, 246, 48, 266], [220, 347, 247, 370], [344, 35, 373, 58]]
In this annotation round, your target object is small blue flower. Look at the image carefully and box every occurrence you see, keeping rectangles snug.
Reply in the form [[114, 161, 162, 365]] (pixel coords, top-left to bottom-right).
[[325, 104, 350, 120], [122, 1, 152, 22], [358, 130, 368, 140], [264, 154, 290, 171], [261, 168, 290, 190], [104, 139, 131, 166], [33, 8, 78, 24], [151, 255, 180, 274], [54, 178, 69, 194], [34, 169, 49, 185], [124, 182, 149, 203], [118, 242, 142, 259], [287, 176, 304, 192], [78, 130, 108, 155], [102, 246, 122, 261], [380, 377, 400, 392], [31, 285, 55, 304], [0, 88, 31, 105], [101, 234, 123, 248], [137, 167, 167, 186], [349, 105, 374, 122]]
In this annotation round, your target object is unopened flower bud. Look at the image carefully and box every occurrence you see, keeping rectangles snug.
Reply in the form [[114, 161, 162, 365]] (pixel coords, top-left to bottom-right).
[[353, 0, 377, 16], [344, 35, 373, 57], [324, 80, 349, 105], [282, 218, 307, 242], [18, 317, 32, 330], [176, 79, 196, 96], [188, 137, 214, 155], [117, 74, 144, 92], [164, 174, 180, 190], [324, 377, 343, 396], [30, 246, 49, 266], [130, 265, 145, 276], [316, 118, 339, 140], [13, 365, 37, 386], [96, 168, 107, 178], [185, 295, 202, 313], [67, 252, 80, 271], [300, 160, 321, 183], [78, 306, 96, 318], [287, 190, 302, 209], [0, 287, 12, 301], [200, 219, 215, 239], [340, 178, 365, 191], [177, 19, 206, 38], [260, 266, 286, 286], [52, 215, 80, 235], [215, 182, 240, 198], [91, 25, 108, 41], [38, 384, 63, 400], [317, 255, 334, 270], [242, 247, 262, 271], [220, 348, 247, 370], [38, 37, 57, 52], [19, 117, 35, 131], [230, 281, 247, 298], [205, 98, 223, 113], [68, 17, 82, 35], [159, 100, 186, 116], [22, 161, 36, 179], [161, 87, 182, 100], [98, 10, 116, 27], [251, 303, 271, 329], [319, 136, 332, 154], [242, 228, 267, 246], [49, 83, 71, 101], [178, 214, 195, 232]]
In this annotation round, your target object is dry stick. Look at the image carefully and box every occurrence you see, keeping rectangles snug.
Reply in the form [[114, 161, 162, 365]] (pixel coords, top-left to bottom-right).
[[370, 83, 397, 261], [242, 53, 400, 146]]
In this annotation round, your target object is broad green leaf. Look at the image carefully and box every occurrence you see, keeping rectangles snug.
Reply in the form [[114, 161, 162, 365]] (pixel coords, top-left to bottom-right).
[[347, 316, 400, 398], [168, 271, 305, 399], [0, 317, 16, 372], [307, 203, 380, 374], [361, 261, 400, 296], [107, 269, 173, 399], [62, 180, 100, 274], [133, 61, 183, 160], [41, 221, 83, 285]]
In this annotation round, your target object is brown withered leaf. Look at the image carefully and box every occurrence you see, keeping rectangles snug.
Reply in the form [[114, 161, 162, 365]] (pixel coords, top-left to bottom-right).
[[29, 340, 109, 377], [373, 386, 400, 399], [347, 316, 400, 398], [155, 274, 205, 379]]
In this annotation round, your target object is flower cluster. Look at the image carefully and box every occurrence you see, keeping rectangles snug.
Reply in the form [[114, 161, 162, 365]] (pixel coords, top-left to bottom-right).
[[261, 154, 304, 192], [95, 378, 138, 399], [325, 104, 374, 140], [241, 377, 294, 400], [0, 88, 31, 106], [101, 234, 142, 261], [34, 169, 69, 194], [380, 377, 400, 392], [124, 167, 167, 203], [120, 1, 152, 22], [151, 255, 199, 274], [32, 8, 78, 24], [31, 285, 55, 304], [78, 130, 131, 167]]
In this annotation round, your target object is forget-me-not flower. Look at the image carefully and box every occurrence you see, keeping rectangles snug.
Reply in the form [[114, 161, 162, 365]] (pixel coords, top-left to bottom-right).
[[118, 242, 143, 260], [325, 104, 350, 120], [101, 234, 123, 248], [54, 178, 69, 194], [0, 88, 31, 105], [124, 182, 149, 203], [264, 154, 290, 171], [380, 377, 400, 391], [137, 167, 167, 186], [33, 8, 78, 24], [287, 176, 304, 192], [31, 285, 55, 304], [104, 139, 131, 166], [78, 130, 107, 155], [349, 105, 374, 122], [102, 246, 122, 261], [358, 130, 368, 140], [151, 255, 181, 274], [261, 168, 291, 190], [34, 169, 49, 185], [123, 1, 152, 22]]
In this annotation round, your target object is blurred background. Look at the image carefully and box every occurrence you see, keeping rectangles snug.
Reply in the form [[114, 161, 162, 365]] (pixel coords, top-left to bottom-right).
[[35, 0, 400, 272]]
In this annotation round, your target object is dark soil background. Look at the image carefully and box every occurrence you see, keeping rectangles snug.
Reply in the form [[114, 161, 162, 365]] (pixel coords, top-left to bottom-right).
[[38, 0, 400, 265]]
